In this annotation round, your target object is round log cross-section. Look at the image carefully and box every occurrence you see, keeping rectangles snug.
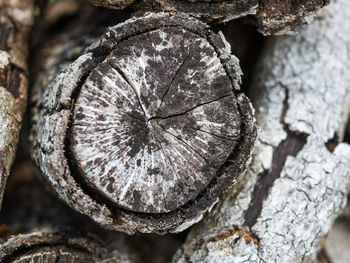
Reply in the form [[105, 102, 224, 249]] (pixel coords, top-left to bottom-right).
[[29, 13, 257, 234], [0, 233, 126, 263]]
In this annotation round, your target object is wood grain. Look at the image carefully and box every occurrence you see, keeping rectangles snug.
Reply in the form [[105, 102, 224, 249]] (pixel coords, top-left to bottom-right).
[[29, 12, 257, 234]]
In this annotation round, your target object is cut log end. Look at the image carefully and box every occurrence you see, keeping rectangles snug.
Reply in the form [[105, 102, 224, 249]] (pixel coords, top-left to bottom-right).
[[0, 233, 121, 263], [30, 13, 257, 233]]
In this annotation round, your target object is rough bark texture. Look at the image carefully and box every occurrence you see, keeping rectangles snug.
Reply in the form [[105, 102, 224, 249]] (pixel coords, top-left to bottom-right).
[[90, 0, 329, 35], [0, 232, 133, 263], [90, 0, 136, 9], [0, 0, 34, 209], [173, 0, 350, 262], [0, 149, 138, 263], [29, 12, 257, 234]]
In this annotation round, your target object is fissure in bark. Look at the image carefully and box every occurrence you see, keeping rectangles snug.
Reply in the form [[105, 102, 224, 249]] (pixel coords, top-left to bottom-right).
[[172, 0, 350, 261], [29, 12, 257, 234]]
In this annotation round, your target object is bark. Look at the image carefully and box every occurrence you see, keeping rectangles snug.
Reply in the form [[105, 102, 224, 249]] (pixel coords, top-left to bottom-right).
[[173, 0, 350, 262], [90, 0, 136, 9], [29, 12, 257, 234], [0, 0, 34, 209], [0, 151, 137, 263], [90, 0, 330, 35]]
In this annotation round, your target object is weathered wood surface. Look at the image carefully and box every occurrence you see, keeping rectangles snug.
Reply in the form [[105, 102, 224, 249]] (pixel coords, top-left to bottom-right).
[[29, 12, 257, 234], [0, 232, 134, 263], [90, 0, 136, 9], [0, 150, 138, 263], [0, 0, 34, 209], [89, 0, 329, 35], [173, 0, 350, 262]]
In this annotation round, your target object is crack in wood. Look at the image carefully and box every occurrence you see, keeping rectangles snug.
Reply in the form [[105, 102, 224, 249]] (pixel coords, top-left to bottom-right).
[[243, 86, 308, 228], [30, 13, 257, 233], [156, 41, 194, 115]]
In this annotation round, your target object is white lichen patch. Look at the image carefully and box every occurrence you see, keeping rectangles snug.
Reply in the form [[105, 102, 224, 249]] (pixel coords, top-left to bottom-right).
[[173, 0, 350, 261], [0, 51, 10, 69]]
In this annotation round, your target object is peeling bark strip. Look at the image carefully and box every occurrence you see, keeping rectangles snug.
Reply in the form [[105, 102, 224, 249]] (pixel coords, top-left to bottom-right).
[[29, 13, 257, 234], [89, 0, 329, 35], [89, 0, 136, 9], [0, 0, 34, 209], [173, 0, 350, 262], [0, 232, 132, 263]]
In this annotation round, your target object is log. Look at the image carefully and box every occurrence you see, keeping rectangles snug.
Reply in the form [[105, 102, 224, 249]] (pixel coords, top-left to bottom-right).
[[90, 0, 136, 10], [29, 12, 257, 234], [89, 0, 330, 35], [0, 0, 34, 209], [0, 150, 137, 263], [173, 0, 350, 262], [0, 232, 134, 263]]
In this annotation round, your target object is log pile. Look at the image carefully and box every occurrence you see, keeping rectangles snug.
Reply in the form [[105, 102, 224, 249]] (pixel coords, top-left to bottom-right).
[[1, 0, 349, 262]]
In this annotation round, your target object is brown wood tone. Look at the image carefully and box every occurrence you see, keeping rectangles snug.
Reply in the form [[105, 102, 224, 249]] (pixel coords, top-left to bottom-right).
[[29, 12, 257, 234], [0, 232, 130, 263], [90, 0, 136, 9], [0, 0, 34, 209], [89, 0, 329, 35]]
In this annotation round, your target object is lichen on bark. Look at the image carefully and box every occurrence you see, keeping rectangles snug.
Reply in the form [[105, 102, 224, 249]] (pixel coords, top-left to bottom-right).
[[173, 0, 350, 262]]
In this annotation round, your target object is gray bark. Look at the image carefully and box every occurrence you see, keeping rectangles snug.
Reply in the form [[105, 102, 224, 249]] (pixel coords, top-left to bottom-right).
[[90, 0, 329, 35], [0, 0, 34, 209], [29, 12, 257, 234], [173, 0, 350, 262]]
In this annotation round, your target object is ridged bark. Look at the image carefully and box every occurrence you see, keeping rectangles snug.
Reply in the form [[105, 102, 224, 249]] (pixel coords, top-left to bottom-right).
[[173, 0, 350, 262], [89, 0, 330, 35]]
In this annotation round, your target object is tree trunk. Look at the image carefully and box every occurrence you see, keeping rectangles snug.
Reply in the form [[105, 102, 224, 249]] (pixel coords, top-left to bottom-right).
[[29, 12, 257, 234], [173, 0, 350, 262]]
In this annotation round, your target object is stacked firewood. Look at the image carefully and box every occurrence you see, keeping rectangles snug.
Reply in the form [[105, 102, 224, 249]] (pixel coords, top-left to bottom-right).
[[1, 0, 349, 262]]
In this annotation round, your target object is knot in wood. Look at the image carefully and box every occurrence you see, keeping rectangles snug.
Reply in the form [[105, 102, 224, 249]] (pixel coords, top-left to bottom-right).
[[30, 13, 257, 233]]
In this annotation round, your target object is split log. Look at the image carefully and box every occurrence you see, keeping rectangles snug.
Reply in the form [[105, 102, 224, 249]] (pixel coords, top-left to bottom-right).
[[0, 0, 34, 209], [29, 12, 257, 234], [173, 0, 350, 262], [89, 0, 330, 35]]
